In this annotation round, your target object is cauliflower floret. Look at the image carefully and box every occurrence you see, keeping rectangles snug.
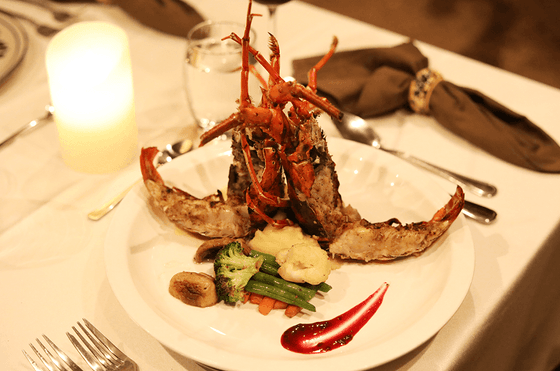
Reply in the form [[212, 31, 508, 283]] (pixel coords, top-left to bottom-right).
[[249, 222, 334, 285], [276, 242, 332, 285]]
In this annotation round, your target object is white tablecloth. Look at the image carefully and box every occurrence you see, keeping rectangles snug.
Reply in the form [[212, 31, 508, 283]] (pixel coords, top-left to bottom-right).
[[2, 1, 560, 370]]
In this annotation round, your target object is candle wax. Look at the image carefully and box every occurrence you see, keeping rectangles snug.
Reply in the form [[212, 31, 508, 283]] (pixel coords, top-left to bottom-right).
[[46, 22, 138, 174]]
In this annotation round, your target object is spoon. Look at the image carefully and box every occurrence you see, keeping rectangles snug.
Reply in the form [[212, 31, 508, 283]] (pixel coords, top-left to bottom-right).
[[0, 105, 54, 150], [333, 112, 497, 197], [0, 8, 60, 36], [332, 112, 497, 224], [157, 140, 195, 165], [87, 139, 193, 221]]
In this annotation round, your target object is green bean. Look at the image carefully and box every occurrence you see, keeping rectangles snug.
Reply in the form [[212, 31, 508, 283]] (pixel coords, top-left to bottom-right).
[[252, 272, 316, 301], [258, 262, 332, 293], [245, 280, 316, 312], [250, 250, 332, 294], [303, 281, 333, 293], [259, 262, 280, 276], [249, 250, 279, 268]]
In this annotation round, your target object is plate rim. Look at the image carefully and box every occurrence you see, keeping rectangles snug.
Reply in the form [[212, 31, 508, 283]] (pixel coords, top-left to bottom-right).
[[104, 136, 475, 371], [0, 11, 28, 86]]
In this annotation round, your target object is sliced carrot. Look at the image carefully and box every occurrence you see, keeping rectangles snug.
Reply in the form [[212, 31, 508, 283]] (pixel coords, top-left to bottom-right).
[[284, 305, 302, 318], [273, 300, 288, 310], [249, 292, 263, 304], [258, 296, 276, 315]]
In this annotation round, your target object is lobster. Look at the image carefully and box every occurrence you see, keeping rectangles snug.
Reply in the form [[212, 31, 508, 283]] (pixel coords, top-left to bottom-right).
[[198, 0, 346, 235]]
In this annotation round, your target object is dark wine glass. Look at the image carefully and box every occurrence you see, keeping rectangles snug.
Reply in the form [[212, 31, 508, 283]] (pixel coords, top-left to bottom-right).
[[254, 0, 291, 36]]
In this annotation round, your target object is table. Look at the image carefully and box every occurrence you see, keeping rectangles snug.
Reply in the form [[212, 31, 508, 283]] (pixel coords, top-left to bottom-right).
[[2, 1, 560, 370]]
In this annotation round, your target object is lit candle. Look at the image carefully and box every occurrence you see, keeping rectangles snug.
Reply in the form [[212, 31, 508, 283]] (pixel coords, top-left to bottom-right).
[[46, 22, 138, 174]]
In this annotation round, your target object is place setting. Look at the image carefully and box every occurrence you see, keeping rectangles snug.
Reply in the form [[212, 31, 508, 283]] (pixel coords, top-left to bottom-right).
[[96, 1, 476, 370], [4, 1, 560, 371], [0, 0, 87, 38]]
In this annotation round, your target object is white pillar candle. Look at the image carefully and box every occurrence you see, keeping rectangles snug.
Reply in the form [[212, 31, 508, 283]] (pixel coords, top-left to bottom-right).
[[46, 22, 138, 174]]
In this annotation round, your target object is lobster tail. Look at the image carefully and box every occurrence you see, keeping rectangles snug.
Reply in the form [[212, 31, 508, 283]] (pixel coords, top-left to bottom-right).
[[329, 186, 465, 261]]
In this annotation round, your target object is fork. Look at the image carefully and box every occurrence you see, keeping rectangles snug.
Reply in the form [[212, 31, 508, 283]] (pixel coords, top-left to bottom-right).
[[23, 334, 85, 371], [67, 319, 139, 371]]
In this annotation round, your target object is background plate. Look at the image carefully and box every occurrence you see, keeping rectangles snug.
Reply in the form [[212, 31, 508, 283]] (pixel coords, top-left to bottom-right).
[[105, 137, 474, 371], [0, 12, 28, 86]]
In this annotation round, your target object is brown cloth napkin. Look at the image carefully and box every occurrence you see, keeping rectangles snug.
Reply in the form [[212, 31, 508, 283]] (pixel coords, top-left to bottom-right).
[[114, 0, 204, 37], [292, 42, 560, 173], [56, 0, 205, 36]]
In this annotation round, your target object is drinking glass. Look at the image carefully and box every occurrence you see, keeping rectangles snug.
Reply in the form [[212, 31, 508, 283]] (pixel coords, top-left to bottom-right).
[[184, 21, 257, 132], [254, 0, 291, 36]]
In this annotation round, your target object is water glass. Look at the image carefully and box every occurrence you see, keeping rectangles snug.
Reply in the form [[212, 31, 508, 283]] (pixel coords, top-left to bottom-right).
[[184, 21, 258, 131]]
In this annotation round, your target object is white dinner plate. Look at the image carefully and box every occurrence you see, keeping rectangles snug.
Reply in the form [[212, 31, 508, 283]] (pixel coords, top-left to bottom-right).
[[105, 136, 474, 371], [0, 12, 28, 86]]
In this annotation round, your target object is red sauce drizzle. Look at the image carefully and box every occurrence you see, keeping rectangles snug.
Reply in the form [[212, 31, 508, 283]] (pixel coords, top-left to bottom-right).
[[281, 282, 389, 354]]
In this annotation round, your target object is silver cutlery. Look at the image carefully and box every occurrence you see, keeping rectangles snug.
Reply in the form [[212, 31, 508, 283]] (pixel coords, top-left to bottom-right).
[[16, 0, 74, 22], [23, 334, 84, 371], [0, 8, 60, 36], [68, 319, 139, 371], [332, 112, 497, 224], [23, 319, 138, 371], [87, 139, 193, 221], [333, 112, 498, 197], [458, 197, 497, 224], [0, 105, 54, 150]]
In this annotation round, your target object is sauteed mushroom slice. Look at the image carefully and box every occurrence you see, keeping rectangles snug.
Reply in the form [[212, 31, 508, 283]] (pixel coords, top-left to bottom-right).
[[169, 272, 218, 308]]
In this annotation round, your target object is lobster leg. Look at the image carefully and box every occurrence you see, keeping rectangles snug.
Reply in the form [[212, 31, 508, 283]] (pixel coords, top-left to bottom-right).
[[250, 64, 268, 88], [227, 31, 342, 120], [226, 32, 284, 86], [268, 34, 281, 87], [200, 0, 260, 147], [199, 112, 242, 146], [291, 83, 343, 120], [239, 0, 256, 109], [245, 193, 292, 227], [241, 133, 288, 208], [307, 36, 338, 92]]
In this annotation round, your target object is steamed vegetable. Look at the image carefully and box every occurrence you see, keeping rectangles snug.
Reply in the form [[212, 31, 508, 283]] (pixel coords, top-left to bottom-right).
[[214, 242, 264, 304]]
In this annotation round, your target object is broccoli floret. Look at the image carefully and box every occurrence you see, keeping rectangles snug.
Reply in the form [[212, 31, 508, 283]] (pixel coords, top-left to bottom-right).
[[214, 242, 264, 304]]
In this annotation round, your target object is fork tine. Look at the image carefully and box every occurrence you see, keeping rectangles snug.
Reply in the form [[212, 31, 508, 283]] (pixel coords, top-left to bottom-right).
[[80, 319, 139, 370], [29, 342, 57, 371], [72, 325, 108, 364], [36, 338, 67, 371], [82, 319, 128, 360], [42, 335, 84, 371], [70, 323, 124, 370], [77, 322, 119, 366], [22, 349, 47, 371], [67, 332, 105, 371]]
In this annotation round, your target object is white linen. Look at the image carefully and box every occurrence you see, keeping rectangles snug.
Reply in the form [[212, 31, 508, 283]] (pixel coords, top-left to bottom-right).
[[1, 1, 560, 370]]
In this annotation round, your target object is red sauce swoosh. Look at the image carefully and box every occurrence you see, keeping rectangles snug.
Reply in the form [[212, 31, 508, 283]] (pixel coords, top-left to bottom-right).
[[281, 282, 389, 354]]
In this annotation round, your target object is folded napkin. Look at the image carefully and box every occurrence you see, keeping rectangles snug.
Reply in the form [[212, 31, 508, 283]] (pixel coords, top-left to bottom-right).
[[292, 42, 560, 173], [114, 0, 204, 37]]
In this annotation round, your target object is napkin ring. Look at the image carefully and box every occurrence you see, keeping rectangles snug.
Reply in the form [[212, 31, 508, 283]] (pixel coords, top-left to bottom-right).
[[409, 68, 443, 115]]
